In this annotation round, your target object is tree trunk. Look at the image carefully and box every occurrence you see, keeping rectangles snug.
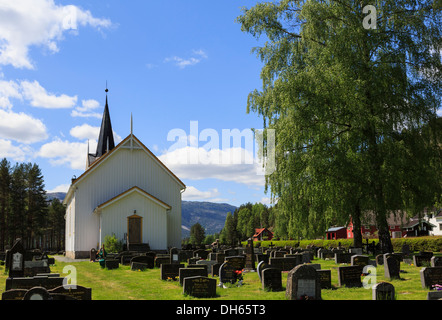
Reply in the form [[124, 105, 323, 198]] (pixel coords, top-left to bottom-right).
[[352, 204, 363, 248]]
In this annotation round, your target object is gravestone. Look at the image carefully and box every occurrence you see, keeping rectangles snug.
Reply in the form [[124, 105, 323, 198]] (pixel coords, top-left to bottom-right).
[[90, 248, 97, 261], [420, 267, 442, 289], [269, 257, 299, 271], [169, 247, 180, 264], [431, 256, 442, 267], [383, 254, 401, 280], [413, 253, 433, 267], [335, 253, 352, 264], [179, 267, 207, 285], [224, 256, 245, 270], [2, 289, 28, 300], [155, 256, 170, 268], [24, 260, 51, 277], [211, 263, 222, 277], [105, 259, 119, 270], [196, 259, 218, 274], [316, 270, 332, 289], [372, 282, 395, 300], [427, 291, 442, 300], [262, 268, 282, 292], [286, 264, 321, 300], [351, 255, 369, 267], [338, 265, 363, 288], [215, 253, 226, 264], [23, 286, 52, 300], [375, 254, 384, 266], [160, 263, 184, 280], [219, 262, 239, 285], [401, 244, 411, 256], [245, 238, 256, 271], [5, 275, 65, 291], [8, 239, 25, 278], [130, 255, 154, 269], [48, 285, 92, 300], [183, 276, 217, 298], [193, 249, 209, 260], [257, 261, 271, 283], [255, 254, 269, 264]]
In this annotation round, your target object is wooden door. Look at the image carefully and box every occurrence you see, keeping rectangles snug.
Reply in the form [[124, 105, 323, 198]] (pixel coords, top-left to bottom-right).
[[127, 215, 142, 244]]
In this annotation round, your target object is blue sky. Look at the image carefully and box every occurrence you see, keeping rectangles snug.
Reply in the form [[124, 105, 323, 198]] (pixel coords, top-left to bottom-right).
[[0, 0, 274, 207]]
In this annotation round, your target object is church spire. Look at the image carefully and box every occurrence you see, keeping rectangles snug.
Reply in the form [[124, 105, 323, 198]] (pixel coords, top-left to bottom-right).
[[96, 87, 115, 158]]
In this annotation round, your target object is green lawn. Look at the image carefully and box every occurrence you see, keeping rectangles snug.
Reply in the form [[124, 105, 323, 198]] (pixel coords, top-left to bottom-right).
[[1, 254, 439, 300]]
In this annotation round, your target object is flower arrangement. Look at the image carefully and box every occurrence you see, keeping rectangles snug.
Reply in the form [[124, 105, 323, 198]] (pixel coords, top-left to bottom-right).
[[432, 284, 442, 291]]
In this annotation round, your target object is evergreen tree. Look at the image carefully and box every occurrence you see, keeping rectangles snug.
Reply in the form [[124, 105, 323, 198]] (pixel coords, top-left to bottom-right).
[[0, 158, 11, 251], [190, 222, 206, 246]]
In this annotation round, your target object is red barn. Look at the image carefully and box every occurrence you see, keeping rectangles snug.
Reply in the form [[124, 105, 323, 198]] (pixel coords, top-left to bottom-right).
[[325, 227, 347, 240], [253, 228, 273, 241]]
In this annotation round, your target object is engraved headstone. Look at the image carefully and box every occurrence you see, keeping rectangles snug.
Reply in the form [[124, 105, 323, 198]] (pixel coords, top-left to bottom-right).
[[286, 264, 321, 300]]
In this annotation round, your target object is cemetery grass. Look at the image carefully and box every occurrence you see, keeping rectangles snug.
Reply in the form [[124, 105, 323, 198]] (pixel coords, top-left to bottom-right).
[[1, 255, 439, 300]]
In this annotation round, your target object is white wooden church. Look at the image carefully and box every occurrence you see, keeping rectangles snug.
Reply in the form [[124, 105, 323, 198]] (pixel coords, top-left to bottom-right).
[[63, 93, 186, 259]]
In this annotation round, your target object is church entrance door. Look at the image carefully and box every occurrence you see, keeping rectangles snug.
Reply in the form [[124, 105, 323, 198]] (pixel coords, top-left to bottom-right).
[[127, 215, 142, 244]]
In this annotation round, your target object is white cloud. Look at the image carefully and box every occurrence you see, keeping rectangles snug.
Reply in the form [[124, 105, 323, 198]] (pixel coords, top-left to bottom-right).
[[0, 138, 32, 162], [0, 109, 48, 143], [71, 99, 102, 118], [0, 0, 112, 69], [0, 80, 21, 109], [164, 49, 208, 69], [37, 138, 87, 170], [21, 80, 77, 109], [46, 183, 70, 193], [183, 186, 220, 201], [69, 123, 100, 141], [159, 146, 265, 186]]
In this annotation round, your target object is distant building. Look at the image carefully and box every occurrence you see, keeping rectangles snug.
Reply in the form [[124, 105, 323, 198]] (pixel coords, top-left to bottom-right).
[[428, 210, 442, 236], [63, 92, 186, 259], [326, 227, 347, 240], [253, 228, 273, 241]]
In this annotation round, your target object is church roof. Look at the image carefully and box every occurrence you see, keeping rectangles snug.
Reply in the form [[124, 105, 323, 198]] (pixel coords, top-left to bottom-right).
[[63, 133, 186, 205], [95, 186, 172, 211], [95, 95, 115, 158]]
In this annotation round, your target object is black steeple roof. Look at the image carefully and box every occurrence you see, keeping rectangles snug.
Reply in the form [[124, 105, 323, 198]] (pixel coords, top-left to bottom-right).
[[95, 93, 115, 158]]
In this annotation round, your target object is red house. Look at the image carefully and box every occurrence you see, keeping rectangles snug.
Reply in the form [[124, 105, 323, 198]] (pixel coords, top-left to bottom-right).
[[253, 228, 273, 241], [346, 212, 409, 239], [326, 227, 347, 240]]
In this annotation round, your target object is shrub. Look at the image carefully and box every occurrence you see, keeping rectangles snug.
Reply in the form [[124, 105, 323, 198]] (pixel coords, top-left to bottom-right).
[[103, 234, 124, 253]]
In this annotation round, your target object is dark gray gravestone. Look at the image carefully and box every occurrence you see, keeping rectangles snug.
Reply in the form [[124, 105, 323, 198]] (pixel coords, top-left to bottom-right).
[[351, 255, 369, 267], [375, 254, 384, 265], [179, 267, 207, 285], [431, 256, 442, 267], [5, 275, 64, 291], [170, 247, 180, 264], [160, 263, 184, 280], [183, 276, 217, 298], [193, 249, 209, 260], [338, 265, 363, 288], [427, 291, 442, 300], [8, 239, 25, 278], [90, 248, 97, 261], [372, 282, 395, 300], [219, 262, 238, 284], [2, 289, 28, 300], [335, 253, 352, 264], [286, 264, 321, 300], [245, 238, 256, 271], [105, 259, 119, 270], [23, 287, 52, 300], [24, 260, 51, 277], [317, 270, 332, 289], [269, 257, 299, 271], [155, 256, 170, 268], [48, 285, 92, 300], [383, 254, 401, 280], [224, 256, 245, 270], [413, 253, 433, 267], [262, 268, 282, 292], [131, 255, 154, 269], [211, 263, 222, 277], [257, 261, 271, 283], [420, 267, 442, 289]]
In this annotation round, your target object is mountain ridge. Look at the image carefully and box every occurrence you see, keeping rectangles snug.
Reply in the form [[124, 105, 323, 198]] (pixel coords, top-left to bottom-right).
[[46, 192, 235, 238]]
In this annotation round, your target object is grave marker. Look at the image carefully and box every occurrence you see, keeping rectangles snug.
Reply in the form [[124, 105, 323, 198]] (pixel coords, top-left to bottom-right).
[[262, 268, 282, 291], [286, 264, 321, 300], [183, 276, 217, 298], [383, 253, 401, 280], [372, 282, 395, 300], [338, 265, 363, 288], [420, 266, 442, 289]]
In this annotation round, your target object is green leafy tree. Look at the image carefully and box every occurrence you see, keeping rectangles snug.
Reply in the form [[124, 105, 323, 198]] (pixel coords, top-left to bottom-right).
[[0, 158, 11, 251], [190, 222, 206, 246], [237, 0, 441, 252]]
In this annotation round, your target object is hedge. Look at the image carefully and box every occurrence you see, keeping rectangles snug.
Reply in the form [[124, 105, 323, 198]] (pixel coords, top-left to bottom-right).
[[248, 236, 442, 253]]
